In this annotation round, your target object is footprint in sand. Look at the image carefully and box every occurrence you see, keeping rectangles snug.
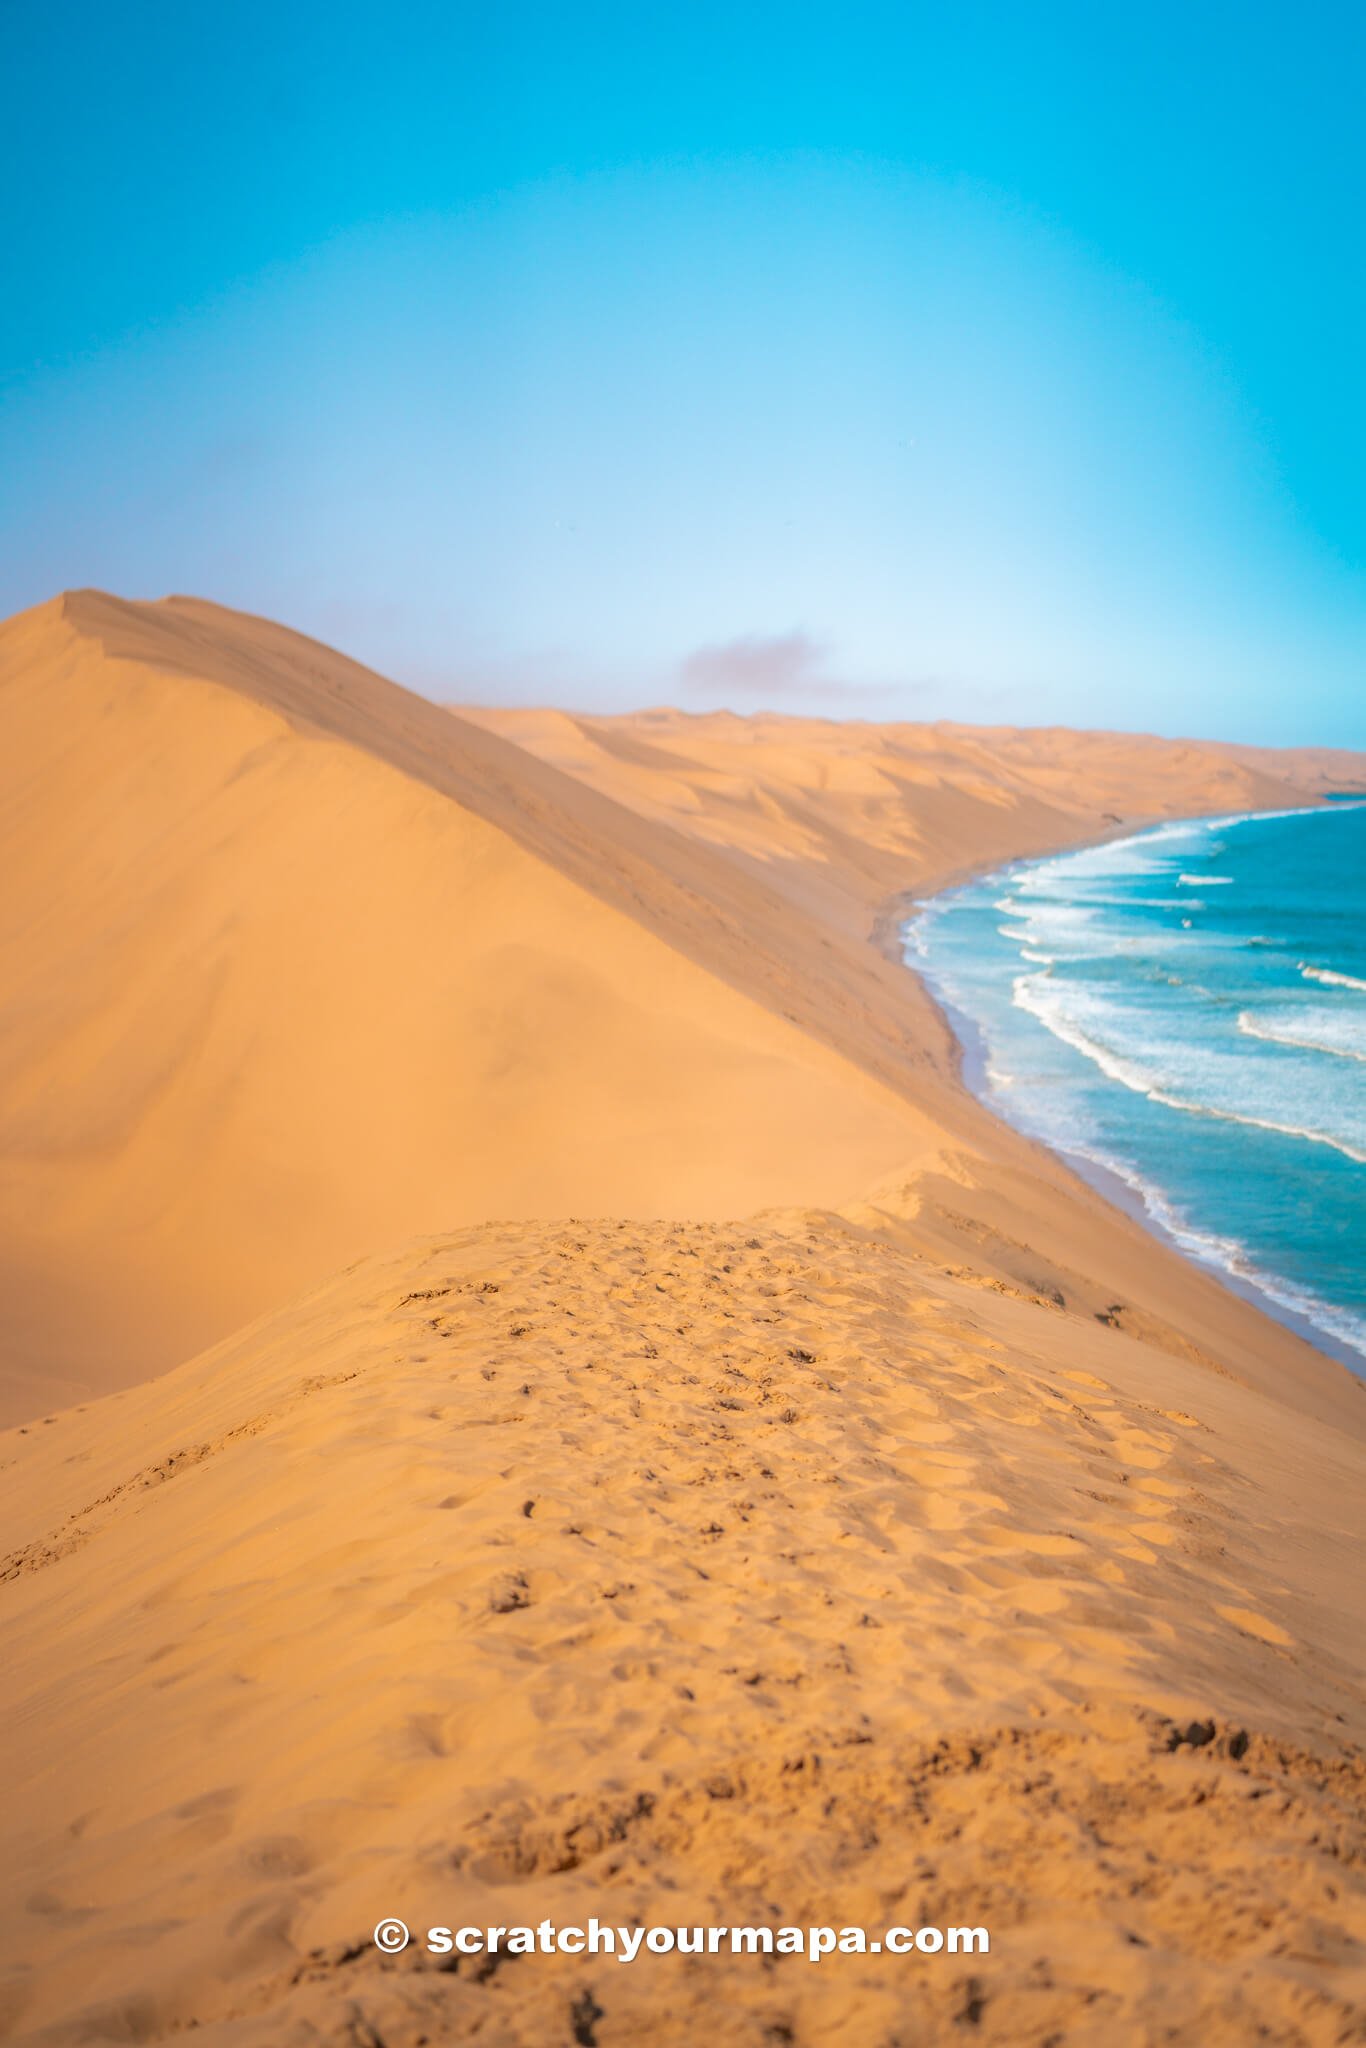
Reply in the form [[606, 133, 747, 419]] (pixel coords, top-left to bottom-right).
[[1217, 1604, 1293, 1647], [1108, 1430, 1173, 1471]]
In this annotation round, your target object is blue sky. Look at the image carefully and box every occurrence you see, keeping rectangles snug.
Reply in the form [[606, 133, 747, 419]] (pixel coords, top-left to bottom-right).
[[2, 1, 1363, 742]]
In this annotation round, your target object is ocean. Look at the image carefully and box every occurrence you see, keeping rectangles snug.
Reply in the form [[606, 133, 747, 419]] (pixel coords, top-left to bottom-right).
[[906, 801, 1366, 1368]]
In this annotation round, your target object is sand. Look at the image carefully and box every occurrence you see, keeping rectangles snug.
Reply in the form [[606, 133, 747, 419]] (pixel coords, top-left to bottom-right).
[[0, 595, 932, 1421], [1, 592, 1364, 2045]]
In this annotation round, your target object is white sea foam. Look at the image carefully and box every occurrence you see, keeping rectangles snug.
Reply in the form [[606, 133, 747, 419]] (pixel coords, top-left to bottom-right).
[[1300, 962, 1366, 993], [1238, 1008, 1366, 1063], [902, 805, 1366, 1365], [1044, 1129, 1366, 1361], [968, 992, 1366, 1360], [1119, 896, 1202, 909], [1012, 972, 1366, 1165]]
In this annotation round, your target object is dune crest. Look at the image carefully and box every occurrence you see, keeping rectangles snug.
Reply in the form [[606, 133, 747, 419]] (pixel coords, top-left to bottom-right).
[[4, 592, 1364, 1426], [2, 1215, 1363, 2043], [2, 592, 1365, 2044], [0, 594, 935, 1420]]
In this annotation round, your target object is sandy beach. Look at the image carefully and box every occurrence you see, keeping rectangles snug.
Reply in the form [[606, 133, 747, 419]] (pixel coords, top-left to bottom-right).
[[2, 591, 1364, 2045]]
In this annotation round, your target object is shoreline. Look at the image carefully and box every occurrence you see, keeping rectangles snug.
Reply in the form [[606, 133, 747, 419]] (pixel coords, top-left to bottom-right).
[[891, 807, 1366, 1379], [12, 591, 1366, 1429], [5, 596, 1366, 2045]]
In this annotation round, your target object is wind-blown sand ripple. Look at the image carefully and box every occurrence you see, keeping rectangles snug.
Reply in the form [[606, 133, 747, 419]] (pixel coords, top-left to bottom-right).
[[2, 1217, 1362, 2045], [3, 591, 1366, 2044]]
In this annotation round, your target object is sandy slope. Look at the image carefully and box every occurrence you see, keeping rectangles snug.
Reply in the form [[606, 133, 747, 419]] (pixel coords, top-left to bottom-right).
[[1, 1217, 1362, 2045], [2, 591, 1365, 2045], [0, 595, 932, 1420], [457, 702, 1362, 921], [4, 593, 1363, 1424]]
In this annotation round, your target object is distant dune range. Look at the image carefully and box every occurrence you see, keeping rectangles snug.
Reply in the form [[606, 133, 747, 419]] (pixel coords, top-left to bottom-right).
[[2, 592, 1365, 2045], [2, 590, 1361, 1425]]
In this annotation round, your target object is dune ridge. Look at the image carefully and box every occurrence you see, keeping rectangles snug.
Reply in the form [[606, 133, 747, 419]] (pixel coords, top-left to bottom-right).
[[3, 591, 1363, 1423], [0, 593, 936, 1419], [2, 1215, 1363, 2044], [1, 591, 1364, 2045]]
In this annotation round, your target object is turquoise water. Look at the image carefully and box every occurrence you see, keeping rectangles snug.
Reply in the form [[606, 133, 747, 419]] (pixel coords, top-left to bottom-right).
[[906, 803, 1366, 1366]]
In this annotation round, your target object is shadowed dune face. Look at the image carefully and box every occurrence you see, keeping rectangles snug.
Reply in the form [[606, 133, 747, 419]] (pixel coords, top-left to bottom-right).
[[457, 702, 1362, 915], [2, 592, 1366, 2046], [0, 595, 933, 1418], [1, 1219, 1362, 2045], [4, 590, 1364, 1426]]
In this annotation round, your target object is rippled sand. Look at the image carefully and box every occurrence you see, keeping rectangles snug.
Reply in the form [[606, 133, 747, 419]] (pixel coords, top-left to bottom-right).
[[1, 593, 1363, 2044]]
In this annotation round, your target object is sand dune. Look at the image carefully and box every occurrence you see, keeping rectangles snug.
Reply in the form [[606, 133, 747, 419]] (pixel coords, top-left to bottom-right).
[[2, 1216, 1362, 2044], [0, 594, 933, 1420], [458, 702, 1360, 919], [4, 593, 1362, 1424], [2, 591, 1365, 2045]]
